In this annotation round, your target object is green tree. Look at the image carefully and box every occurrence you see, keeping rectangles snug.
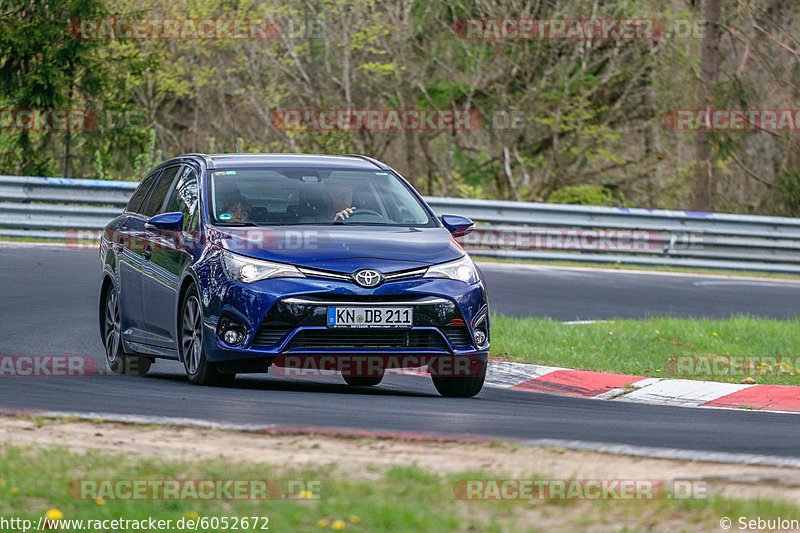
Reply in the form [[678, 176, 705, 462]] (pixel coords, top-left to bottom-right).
[[0, 0, 110, 176]]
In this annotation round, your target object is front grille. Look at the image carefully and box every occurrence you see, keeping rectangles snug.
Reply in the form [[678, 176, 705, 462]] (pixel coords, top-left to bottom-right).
[[284, 293, 442, 303], [442, 326, 471, 347], [284, 329, 449, 351], [296, 266, 427, 285], [253, 323, 293, 347]]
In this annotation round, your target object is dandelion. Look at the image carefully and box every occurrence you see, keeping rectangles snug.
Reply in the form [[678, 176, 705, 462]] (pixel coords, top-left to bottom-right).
[[332, 520, 346, 530], [317, 519, 330, 528], [9, 487, 20, 495], [348, 515, 360, 523], [298, 490, 314, 499], [46, 509, 63, 521], [655, 330, 660, 334], [562, 339, 566, 343], [712, 332, 718, 336], [183, 511, 199, 520], [95, 498, 105, 505]]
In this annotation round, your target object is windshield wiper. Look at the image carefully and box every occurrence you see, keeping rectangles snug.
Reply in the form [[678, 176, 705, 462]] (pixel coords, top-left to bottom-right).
[[256, 222, 339, 226], [214, 222, 259, 227]]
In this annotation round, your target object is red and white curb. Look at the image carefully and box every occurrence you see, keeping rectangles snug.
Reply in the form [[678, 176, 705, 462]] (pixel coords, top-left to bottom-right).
[[485, 361, 800, 413]]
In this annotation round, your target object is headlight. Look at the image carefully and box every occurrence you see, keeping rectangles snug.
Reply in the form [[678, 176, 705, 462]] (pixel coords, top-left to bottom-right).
[[221, 250, 305, 283], [423, 254, 479, 284]]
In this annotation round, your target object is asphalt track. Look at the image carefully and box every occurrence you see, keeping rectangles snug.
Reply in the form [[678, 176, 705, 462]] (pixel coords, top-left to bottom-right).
[[2, 245, 800, 462]]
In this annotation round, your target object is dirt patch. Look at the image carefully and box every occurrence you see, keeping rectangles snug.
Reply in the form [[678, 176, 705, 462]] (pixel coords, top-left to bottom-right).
[[2, 415, 800, 505]]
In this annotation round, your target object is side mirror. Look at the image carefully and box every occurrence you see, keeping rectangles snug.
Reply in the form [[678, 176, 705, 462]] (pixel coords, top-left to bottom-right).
[[145, 211, 184, 231], [440, 214, 474, 238]]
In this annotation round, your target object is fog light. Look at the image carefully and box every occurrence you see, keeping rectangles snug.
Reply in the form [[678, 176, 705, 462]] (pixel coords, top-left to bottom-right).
[[474, 329, 487, 346], [223, 327, 245, 345]]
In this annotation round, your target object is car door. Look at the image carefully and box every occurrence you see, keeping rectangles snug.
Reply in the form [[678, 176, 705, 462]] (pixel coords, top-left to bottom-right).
[[116, 168, 161, 342], [140, 165, 199, 349]]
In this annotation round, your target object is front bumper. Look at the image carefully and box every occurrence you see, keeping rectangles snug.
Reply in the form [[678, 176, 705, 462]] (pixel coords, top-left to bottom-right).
[[199, 272, 490, 372]]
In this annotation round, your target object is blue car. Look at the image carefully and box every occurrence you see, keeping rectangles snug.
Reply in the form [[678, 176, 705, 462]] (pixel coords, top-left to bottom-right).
[[99, 154, 489, 397]]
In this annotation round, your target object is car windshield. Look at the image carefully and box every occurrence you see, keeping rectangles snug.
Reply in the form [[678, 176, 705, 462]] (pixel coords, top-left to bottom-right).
[[208, 168, 435, 227]]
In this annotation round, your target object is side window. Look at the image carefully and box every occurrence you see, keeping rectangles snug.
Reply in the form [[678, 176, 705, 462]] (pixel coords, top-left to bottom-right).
[[189, 207, 199, 231], [126, 170, 161, 214], [164, 166, 199, 231], [141, 166, 181, 217]]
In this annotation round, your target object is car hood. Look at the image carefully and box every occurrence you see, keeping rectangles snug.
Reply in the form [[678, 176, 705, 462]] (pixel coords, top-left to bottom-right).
[[211, 226, 465, 274]]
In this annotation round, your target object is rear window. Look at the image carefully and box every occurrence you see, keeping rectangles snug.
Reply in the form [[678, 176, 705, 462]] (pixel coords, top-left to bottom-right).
[[141, 166, 181, 217], [126, 170, 160, 214]]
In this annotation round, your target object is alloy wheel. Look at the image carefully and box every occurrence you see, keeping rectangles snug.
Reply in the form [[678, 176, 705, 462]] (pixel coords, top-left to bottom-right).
[[182, 295, 203, 375], [104, 289, 121, 364]]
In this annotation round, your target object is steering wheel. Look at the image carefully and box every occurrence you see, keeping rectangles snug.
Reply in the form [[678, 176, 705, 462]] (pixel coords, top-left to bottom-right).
[[340, 208, 382, 220]]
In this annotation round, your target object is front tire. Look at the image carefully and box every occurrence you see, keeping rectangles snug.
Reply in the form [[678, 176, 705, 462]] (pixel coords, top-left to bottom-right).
[[180, 284, 235, 386], [103, 287, 151, 376], [431, 361, 486, 398]]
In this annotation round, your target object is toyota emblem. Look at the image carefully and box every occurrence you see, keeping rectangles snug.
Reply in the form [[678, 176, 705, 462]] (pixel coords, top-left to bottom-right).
[[353, 269, 383, 288]]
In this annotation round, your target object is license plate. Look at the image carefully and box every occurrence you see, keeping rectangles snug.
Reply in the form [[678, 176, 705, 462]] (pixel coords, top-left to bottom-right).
[[327, 307, 413, 328]]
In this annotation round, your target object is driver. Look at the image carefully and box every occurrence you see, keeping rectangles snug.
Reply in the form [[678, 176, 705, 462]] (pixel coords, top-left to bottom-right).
[[324, 179, 357, 222], [226, 197, 252, 223]]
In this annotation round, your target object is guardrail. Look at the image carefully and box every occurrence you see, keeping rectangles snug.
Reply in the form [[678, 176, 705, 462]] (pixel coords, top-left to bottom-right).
[[2, 174, 800, 274]]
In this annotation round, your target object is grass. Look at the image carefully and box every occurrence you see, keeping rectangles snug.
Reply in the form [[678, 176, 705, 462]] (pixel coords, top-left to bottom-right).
[[491, 315, 800, 385], [22, 415, 80, 428], [1, 443, 798, 532], [0, 235, 99, 246]]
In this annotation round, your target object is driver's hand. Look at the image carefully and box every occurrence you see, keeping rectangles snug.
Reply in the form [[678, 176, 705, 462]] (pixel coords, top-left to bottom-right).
[[334, 207, 357, 221]]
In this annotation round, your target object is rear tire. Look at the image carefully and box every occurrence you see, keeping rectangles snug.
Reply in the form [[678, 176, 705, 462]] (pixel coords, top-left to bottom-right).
[[103, 287, 151, 376], [431, 361, 486, 398], [180, 284, 235, 386]]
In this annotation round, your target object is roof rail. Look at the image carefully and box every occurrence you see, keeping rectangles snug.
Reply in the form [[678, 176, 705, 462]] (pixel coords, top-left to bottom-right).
[[343, 154, 390, 170], [181, 153, 216, 170]]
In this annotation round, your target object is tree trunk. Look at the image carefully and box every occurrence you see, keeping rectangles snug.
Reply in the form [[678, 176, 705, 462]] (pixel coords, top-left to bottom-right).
[[64, 75, 75, 178], [693, 0, 721, 211]]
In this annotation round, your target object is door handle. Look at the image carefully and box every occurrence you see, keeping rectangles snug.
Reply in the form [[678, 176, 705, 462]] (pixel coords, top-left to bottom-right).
[[143, 245, 152, 261]]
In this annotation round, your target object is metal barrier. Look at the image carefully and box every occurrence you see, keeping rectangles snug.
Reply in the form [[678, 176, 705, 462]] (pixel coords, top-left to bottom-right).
[[424, 198, 800, 273], [2, 174, 800, 274]]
